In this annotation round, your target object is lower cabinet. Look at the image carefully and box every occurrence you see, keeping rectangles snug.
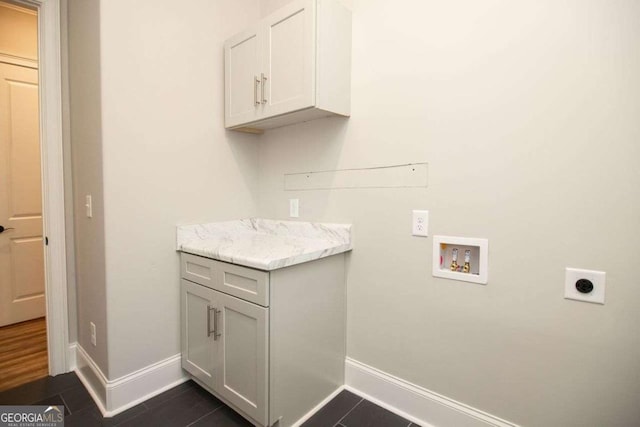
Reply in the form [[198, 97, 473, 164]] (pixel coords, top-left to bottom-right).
[[181, 279, 269, 425], [180, 253, 346, 427], [216, 287, 269, 424], [181, 280, 216, 390]]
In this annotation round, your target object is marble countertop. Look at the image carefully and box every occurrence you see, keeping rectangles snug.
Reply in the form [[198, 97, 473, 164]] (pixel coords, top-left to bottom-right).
[[176, 218, 352, 270]]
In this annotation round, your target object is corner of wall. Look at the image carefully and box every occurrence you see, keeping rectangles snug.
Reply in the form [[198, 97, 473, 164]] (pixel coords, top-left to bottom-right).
[[66, 0, 109, 378]]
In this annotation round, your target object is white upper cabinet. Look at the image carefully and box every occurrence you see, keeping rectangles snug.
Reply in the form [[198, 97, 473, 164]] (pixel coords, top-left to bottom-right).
[[224, 26, 261, 127], [262, 0, 315, 118], [224, 0, 351, 132]]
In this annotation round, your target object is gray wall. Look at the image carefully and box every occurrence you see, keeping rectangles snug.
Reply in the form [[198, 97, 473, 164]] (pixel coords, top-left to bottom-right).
[[256, 0, 640, 426], [66, 0, 261, 380], [60, 0, 77, 345], [67, 0, 109, 376], [64, 0, 640, 424]]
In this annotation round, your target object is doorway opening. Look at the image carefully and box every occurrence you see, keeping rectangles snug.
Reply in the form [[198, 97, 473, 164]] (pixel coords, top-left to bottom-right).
[[0, 0, 48, 391]]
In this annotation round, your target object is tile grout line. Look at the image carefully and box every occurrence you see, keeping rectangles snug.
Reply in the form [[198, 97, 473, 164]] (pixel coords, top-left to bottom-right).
[[332, 397, 364, 427], [111, 404, 150, 427], [113, 382, 212, 427], [58, 393, 71, 415], [0, 374, 79, 406], [59, 382, 85, 396], [144, 382, 194, 410], [111, 387, 187, 427], [185, 404, 225, 427]]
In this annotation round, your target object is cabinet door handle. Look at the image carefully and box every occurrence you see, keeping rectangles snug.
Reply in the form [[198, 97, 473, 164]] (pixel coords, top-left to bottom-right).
[[261, 73, 267, 104], [254, 76, 261, 106], [213, 308, 221, 341], [207, 305, 215, 337]]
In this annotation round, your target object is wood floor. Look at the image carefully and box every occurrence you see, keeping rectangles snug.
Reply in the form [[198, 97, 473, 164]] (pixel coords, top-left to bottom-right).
[[0, 317, 48, 392]]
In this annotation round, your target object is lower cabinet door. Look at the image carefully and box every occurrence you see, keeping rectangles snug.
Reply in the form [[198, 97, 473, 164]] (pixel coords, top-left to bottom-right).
[[181, 279, 216, 390], [215, 291, 269, 426]]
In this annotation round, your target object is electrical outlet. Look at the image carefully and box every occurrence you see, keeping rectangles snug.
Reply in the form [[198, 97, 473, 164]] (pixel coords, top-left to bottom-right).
[[412, 210, 428, 237], [564, 268, 606, 304], [90, 322, 97, 346], [289, 199, 299, 218], [85, 195, 93, 218]]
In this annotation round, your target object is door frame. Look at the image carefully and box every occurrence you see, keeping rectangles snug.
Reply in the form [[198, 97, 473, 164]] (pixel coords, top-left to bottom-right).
[[11, 0, 69, 375]]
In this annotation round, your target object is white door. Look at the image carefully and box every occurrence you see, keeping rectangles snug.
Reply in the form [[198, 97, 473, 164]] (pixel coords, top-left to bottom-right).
[[261, 0, 316, 119], [224, 26, 262, 128], [0, 62, 44, 327], [215, 291, 268, 426], [181, 279, 216, 390]]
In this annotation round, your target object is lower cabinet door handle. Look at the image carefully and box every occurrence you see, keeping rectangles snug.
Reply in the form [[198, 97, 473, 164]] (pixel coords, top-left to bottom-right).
[[213, 308, 221, 341], [207, 305, 215, 337]]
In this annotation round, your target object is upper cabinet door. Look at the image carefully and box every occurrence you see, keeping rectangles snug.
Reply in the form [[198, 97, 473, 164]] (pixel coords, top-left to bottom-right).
[[224, 0, 350, 131], [224, 26, 261, 128], [261, 0, 316, 119]]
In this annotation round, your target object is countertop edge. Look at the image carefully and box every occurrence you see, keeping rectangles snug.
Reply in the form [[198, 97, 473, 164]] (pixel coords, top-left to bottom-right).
[[178, 243, 353, 271]]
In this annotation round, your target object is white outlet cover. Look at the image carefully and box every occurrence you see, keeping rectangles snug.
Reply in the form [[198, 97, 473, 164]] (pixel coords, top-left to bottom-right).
[[289, 199, 299, 218], [90, 322, 97, 346], [564, 268, 606, 304], [85, 195, 93, 218], [412, 210, 428, 237]]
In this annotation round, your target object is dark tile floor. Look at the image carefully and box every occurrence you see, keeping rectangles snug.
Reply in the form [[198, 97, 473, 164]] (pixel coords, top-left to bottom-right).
[[0, 372, 418, 427], [301, 390, 419, 427]]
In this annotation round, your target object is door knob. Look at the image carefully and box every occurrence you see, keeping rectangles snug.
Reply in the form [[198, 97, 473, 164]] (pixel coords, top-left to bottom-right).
[[0, 225, 15, 233]]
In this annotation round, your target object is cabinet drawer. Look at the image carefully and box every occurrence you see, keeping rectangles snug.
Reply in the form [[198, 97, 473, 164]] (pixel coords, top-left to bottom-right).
[[216, 260, 270, 307], [181, 253, 217, 289], [181, 253, 270, 306]]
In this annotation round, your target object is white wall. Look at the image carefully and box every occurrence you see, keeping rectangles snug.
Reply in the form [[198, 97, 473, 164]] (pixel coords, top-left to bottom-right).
[[97, 0, 260, 378], [257, 1, 640, 426]]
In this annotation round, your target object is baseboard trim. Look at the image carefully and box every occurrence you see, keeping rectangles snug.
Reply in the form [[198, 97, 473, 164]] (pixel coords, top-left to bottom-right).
[[75, 345, 109, 415], [70, 347, 518, 425], [67, 343, 77, 371], [290, 385, 345, 427], [345, 357, 519, 427], [74, 344, 188, 417]]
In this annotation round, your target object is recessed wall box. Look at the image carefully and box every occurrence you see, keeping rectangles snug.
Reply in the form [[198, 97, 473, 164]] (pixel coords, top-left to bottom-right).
[[564, 268, 605, 304], [433, 236, 489, 284]]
